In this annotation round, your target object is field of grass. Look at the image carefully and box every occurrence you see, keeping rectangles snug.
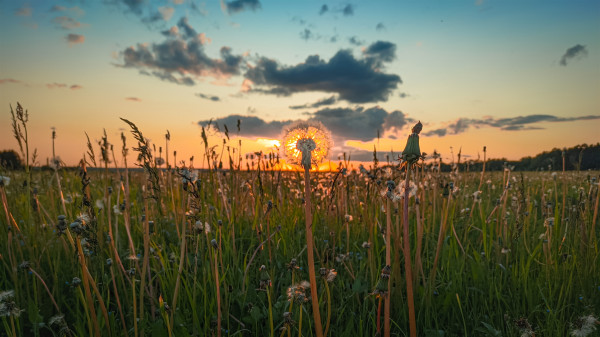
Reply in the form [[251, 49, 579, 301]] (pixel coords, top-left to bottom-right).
[[1, 118, 599, 336]]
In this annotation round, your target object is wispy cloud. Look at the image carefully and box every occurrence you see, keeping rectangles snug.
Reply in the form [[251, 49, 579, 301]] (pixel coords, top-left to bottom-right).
[[560, 44, 588, 66], [0, 78, 24, 85], [375, 22, 386, 31], [15, 5, 32, 17], [53, 16, 87, 30], [423, 114, 600, 137], [125, 97, 141, 102], [221, 0, 261, 15], [289, 96, 337, 110], [66, 34, 85, 46], [118, 17, 245, 86], [342, 4, 354, 16], [196, 93, 221, 101], [46, 83, 83, 90], [244, 41, 401, 103], [319, 4, 328, 15]]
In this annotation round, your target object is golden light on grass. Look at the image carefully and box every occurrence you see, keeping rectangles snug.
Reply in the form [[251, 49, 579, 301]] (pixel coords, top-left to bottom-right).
[[282, 121, 332, 168]]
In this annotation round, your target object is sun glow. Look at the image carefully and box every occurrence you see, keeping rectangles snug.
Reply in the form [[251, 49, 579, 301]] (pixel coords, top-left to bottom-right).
[[282, 121, 332, 167], [256, 138, 281, 148]]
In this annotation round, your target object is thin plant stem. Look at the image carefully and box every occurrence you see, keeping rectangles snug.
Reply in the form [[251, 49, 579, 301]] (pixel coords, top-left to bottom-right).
[[303, 166, 324, 337], [403, 167, 417, 337]]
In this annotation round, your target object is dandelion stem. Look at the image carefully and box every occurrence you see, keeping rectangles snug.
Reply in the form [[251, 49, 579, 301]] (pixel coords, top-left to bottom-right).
[[403, 167, 417, 337], [303, 166, 324, 337]]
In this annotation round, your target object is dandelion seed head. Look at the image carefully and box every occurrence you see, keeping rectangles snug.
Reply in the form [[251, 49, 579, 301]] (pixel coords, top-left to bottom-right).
[[282, 121, 332, 168]]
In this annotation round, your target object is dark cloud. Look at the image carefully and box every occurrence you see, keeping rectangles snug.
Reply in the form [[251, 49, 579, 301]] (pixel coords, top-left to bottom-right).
[[66, 33, 85, 45], [118, 17, 244, 85], [196, 93, 221, 101], [289, 96, 337, 110], [244, 47, 401, 103], [199, 106, 410, 142], [223, 0, 261, 15], [300, 29, 314, 41], [319, 4, 328, 15], [364, 40, 396, 69], [198, 115, 292, 138], [375, 22, 386, 31], [310, 106, 409, 141], [119, 0, 146, 15], [348, 36, 363, 46], [423, 114, 600, 136], [342, 4, 354, 16], [560, 44, 588, 66], [70, 85, 83, 90]]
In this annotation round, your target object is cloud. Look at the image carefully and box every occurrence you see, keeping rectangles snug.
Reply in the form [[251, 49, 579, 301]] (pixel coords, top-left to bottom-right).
[[309, 106, 409, 141], [199, 115, 292, 138], [222, 0, 261, 15], [364, 41, 396, 68], [199, 106, 410, 142], [342, 4, 354, 16], [560, 44, 588, 66], [375, 22, 386, 31], [144, 6, 175, 23], [49, 5, 85, 16], [300, 28, 314, 41], [46, 83, 68, 89], [423, 114, 600, 136], [15, 5, 32, 16], [289, 96, 337, 110], [118, 17, 245, 85], [53, 16, 86, 29], [46, 83, 82, 89], [118, 0, 146, 15], [126, 97, 141, 101], [196, 93, 221, 101], [319, 4, 328, 15], [244, 45, 401, 103], [66, 34, 85, 45], [348, 36, 363, 46], [0, 78, 23, 85]]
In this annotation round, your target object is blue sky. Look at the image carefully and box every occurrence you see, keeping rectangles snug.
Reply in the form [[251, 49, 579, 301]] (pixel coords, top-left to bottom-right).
[[1, 0, 599, 166]]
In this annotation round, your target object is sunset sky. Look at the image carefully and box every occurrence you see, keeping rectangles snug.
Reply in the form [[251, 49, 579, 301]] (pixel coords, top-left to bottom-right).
[[1, 0, 599, 168]]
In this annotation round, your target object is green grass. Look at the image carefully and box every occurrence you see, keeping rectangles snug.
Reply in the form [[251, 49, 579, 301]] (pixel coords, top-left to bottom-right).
[[0, 157, 598, 336]]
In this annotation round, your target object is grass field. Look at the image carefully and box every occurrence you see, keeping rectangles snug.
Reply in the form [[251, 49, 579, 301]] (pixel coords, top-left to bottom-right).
[[1, 119, 599, 337]]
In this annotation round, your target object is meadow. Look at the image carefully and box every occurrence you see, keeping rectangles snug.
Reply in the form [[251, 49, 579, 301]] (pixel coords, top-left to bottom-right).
[[0, 112, 599, 337]]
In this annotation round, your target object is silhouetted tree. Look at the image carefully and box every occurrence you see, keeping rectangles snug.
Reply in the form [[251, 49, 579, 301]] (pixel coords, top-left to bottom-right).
[[0, 150, 23, 169]]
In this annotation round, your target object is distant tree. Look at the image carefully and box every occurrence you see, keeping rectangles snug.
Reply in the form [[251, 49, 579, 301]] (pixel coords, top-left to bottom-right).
[[0, 150, 23, 169]]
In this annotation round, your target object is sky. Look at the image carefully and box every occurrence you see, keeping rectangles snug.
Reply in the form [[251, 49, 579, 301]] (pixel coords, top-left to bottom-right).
[[1, 0, 599, 168]]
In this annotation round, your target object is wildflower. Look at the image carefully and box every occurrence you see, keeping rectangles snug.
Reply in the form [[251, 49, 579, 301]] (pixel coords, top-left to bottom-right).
[[71, 277, 82, 287], [400, 121, 423, 168], [282, 311, 295, 327], [362, 241, 371, 249], [282, 121, 332, 169], [0, 176, 10, 187], [371, 265, 391, 298], [513, 317, 535, 337], [345, 214, 353, 222], [287, 281, 310, 303], [0, 290, 23, 318], [259, 265, 271, 289], [571, 314, 599, 337], [287, 258, 299, 271], [95, 199, 104, 210]]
